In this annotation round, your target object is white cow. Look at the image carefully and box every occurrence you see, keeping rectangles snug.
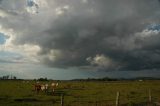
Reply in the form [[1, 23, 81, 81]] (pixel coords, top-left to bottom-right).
[[45, 83, 49, 92], [35, 82, 59, 94], [41, 84, 45, 91], [51, 82, 59, 94], [41, 83, 49, 92]]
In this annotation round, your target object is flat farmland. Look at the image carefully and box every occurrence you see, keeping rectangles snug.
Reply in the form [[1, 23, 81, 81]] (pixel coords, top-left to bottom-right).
[[0, 80, 160, 106]]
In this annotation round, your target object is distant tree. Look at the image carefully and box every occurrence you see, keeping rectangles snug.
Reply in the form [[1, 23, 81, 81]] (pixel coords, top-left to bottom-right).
[[13, 76, 17, 80], [0, 75, 17, 80], [6, 75, 9, 79], [2, 76, 6, 79], [38, 77, 48, 81]]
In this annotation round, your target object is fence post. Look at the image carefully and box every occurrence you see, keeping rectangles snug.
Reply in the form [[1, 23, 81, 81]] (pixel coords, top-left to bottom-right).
[[95, 101, 98, 106], [116, 92, 120, 106], [61, 94, 64, 106], [149, 89, 152, 103]]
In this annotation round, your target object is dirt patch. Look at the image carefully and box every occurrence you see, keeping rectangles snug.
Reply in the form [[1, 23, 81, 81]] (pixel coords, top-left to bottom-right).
[[0, 97, 8, 100], [121, 102, 156, 106], [14, 98, 39, 102]]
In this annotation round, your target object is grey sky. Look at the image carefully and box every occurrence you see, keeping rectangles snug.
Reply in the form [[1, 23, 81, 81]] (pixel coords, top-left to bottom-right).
[[0, 0, 160, 79]]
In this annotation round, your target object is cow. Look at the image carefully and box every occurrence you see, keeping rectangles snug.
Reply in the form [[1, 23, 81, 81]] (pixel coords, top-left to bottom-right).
[[41, 84, 45, 91], [34, 84, 41, 94], [34, 82, 59, 95], [44, 83, 49, 93], [51, 82, 59, 94]]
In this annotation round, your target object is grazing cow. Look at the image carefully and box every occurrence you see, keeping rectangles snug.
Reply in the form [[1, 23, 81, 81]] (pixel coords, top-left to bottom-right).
[[45, 83, 49, 93], [51, 82, 58, 87], [51, 82, 59, 94], [34, 82, 59, 95], [41, 84, 45, 91], [34, 84, 41, 94]]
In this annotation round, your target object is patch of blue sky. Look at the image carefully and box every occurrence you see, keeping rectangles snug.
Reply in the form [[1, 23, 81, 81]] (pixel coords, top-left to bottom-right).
[[0, 33, 7, 45], [27, 0, 35, 7], [147, 24, 160, 31]]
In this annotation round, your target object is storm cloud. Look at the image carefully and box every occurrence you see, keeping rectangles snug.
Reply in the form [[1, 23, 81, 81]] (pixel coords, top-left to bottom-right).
[[1, 0, 160, 71]]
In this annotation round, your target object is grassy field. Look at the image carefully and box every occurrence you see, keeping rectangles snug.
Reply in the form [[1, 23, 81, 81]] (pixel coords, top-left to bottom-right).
[[0, 80, 160, 106]]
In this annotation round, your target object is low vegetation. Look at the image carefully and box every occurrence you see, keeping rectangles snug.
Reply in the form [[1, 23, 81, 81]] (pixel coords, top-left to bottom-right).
[[0, 80, 160, 106]]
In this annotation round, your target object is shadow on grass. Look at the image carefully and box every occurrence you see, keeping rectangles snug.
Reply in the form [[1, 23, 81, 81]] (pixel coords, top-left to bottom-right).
[[46, 90, 67, 96], [121, 102, 157, 106], [14, 98, 39, 102], [0, 97, 9, 101]]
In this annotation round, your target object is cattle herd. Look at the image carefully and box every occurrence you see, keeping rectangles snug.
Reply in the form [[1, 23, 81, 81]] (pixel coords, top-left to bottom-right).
[[34, 82, 59, 94]]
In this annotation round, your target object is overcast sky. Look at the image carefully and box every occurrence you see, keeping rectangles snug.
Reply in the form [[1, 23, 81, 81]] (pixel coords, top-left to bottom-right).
[[0, 0, 160, 80]]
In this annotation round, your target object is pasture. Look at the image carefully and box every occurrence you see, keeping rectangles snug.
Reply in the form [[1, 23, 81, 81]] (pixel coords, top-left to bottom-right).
[[0, 80, 160, 106]]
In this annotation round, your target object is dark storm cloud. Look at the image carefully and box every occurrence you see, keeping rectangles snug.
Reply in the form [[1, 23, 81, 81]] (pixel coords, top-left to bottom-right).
[[1, 0, 160, 71], [38, 0, 160, 70]]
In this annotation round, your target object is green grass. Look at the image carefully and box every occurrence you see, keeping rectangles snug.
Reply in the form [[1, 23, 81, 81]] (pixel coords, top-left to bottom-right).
[[0, 80, 160, 106]]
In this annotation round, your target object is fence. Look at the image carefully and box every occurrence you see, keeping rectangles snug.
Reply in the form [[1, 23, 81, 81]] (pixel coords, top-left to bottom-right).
[[54, 90, 160, 106]]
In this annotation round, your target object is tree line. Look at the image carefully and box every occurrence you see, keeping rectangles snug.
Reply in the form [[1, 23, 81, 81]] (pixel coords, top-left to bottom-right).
[[0, 75, 17, 80]]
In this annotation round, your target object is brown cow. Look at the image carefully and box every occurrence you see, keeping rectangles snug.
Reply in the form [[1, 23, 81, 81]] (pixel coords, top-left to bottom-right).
[[51, 82, 58, 94], [34, 84, 41, 94]]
